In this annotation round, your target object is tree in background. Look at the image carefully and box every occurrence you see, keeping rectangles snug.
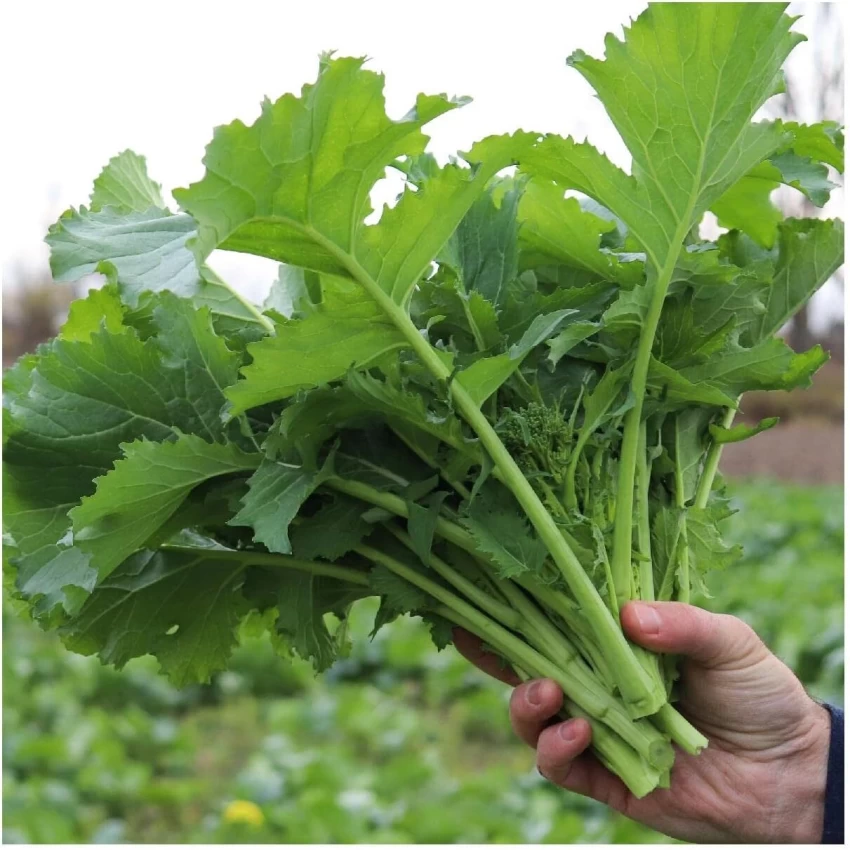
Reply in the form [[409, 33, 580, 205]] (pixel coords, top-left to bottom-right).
[[2, 267, 77, 367]]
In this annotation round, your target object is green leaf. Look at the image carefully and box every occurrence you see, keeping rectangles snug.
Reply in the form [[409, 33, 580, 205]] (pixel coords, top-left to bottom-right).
[[3, 503, 96, 619], [264, 264, 321, 318], [440, 179, 522, 306], [4, 312, 241, 615], [747, 218, 844, 344], [407, 491, 450, 565], [666, 409, 715, 504], [646, 358, 737, 407], [226, 280, 405, 414], [49, 153, 265, 325], [457, 309, 576, 407], [680, 338, 828, 397], [48, 207, 202, 305], [517, 179, 641, 285], [421, 611, 455, 651], [600, 284, 654, 349], [710, 167, 783, 248], [175, 57, 462, 269], [466, 291, 503, 349], [547, 321, 600, 366], [508, 310, 579, 360], [343, 370, 475, 460], [355, 133, 537, 306], [271, 572, 364, 671], [652, 507, 682, 602], [783, 120, 844, 172], [521, 4, 801, 268], [686, 506, 743, 578], [689, 269, 771, 347], [228, 457, 332, 554], [461, 488, 548, 580], [709, 416, 779, 444], [455, 356, 515, 408], [647, 359, 737, 410], [69, 435, 259, 580], [90, 150, 165, 212], [58, 285, 125, 342], [61, 548, 250, 685], [269, 385, 371, 465], [577, 365, 631, 445], [175, 54, 534, 306], [712, 144, 839, 247], [369, 564, 430, 620], [654, 295, 736, 369], [769, 150, 836, 206], [290, 495, 374, 561], [148, 292, 246, 440]]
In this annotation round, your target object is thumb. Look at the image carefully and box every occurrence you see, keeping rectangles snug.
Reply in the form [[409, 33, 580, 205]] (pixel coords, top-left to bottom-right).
[[621, 601, 767, 669]]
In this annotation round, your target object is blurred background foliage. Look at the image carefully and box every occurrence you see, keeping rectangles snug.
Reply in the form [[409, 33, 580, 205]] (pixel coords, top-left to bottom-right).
[[3, 481, 842, 844]]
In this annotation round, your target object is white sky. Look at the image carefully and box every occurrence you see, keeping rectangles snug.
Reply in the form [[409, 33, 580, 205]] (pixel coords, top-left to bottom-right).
[[0, 0, 843, 330]]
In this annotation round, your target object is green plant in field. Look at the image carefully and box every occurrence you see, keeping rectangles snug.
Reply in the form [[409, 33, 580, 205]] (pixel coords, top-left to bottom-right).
[[3, 3, 843, 799]]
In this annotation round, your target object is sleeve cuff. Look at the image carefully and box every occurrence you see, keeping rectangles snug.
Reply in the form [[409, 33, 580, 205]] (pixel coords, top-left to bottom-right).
[[822, 703, 844, 844]]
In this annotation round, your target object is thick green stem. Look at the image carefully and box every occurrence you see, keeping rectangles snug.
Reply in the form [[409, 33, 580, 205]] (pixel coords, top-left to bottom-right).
[[318, 247, 663, 715], [447, 612, 663, 799], [653, 703, 708, 756], [495, 582, 673, 770], [326, 476, 477, 555], [673, 418, 691, 604], [385, 526, 522, 631], [610, 259, 679, 606], [325, 476, 630, 697], [358, 543, 672, 768], [657, 517, 685, 602], [633, 424, 667, 691], [635, 423, 654, 603], [564, 699, 664, 799], [694, 406, 737, 509]]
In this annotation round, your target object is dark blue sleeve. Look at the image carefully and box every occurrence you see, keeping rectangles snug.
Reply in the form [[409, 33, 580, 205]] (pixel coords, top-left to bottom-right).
[[822, 704, 844, 844]]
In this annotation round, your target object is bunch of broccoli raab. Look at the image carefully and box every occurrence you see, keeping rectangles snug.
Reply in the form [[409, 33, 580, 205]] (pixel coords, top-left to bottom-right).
[[4, 3, 844, 796]]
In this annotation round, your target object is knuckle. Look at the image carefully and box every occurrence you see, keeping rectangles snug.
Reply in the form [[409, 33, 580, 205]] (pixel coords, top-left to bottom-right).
[[725, 615, 765, 660], [706, 612, 764, 666]]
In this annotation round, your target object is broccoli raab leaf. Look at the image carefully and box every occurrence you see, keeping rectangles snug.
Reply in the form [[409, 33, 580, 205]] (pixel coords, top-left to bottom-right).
[[521, 4, 801, 268], [3, 5, 843, 801], [61, 548, 251, 686]]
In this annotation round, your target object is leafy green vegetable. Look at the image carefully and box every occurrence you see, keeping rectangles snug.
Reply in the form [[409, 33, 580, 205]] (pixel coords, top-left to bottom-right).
[[3, 3, 843, 804]]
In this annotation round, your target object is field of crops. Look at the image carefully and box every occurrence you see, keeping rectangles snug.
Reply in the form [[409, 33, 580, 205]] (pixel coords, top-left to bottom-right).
[[3, 480, 843, 844]]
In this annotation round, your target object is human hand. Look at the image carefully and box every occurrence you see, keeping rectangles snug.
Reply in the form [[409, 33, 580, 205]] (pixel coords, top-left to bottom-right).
[[453, 601, 831, 843]]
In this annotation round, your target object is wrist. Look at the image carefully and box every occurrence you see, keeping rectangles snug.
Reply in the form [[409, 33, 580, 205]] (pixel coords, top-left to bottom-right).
[[772, 700, 831, 843]]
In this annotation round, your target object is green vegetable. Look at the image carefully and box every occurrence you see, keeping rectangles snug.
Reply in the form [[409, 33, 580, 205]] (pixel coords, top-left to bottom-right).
[[4, 3, 843, 799]]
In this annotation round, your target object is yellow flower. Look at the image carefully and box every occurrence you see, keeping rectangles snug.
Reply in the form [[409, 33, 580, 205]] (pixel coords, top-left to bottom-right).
[[223, 799, 265, 827]]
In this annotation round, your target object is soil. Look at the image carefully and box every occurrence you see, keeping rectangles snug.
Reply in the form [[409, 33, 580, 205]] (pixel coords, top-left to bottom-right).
[[720, 418, 843, 485]]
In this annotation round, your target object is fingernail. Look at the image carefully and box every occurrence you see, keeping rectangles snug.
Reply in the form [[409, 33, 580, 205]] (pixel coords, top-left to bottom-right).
[[559, 721, 579, 742], [634, 604, 662, 635], [526, 681, 542, 706]]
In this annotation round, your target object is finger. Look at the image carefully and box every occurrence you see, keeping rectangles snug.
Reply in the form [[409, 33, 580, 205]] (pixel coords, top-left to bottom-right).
[[509, 679, 563, 748], [621, 601, 766, 669], [536, 717, 592, 781], [536, 720, 632, 813], [451, 628, 521, 686]]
